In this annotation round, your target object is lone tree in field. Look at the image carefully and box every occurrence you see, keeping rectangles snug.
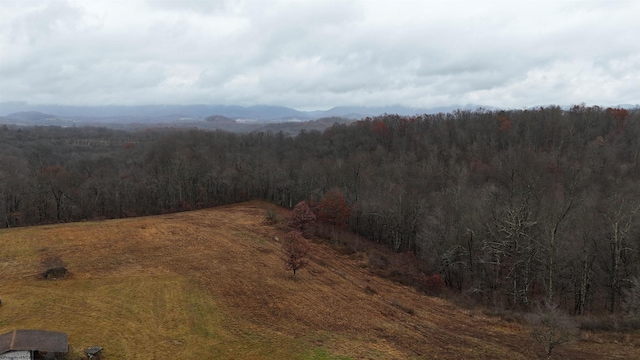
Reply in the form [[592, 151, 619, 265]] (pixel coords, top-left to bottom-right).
[[527, 301, 578, 359], [289, 201, 316, 233], [282, 230, 310, 278]]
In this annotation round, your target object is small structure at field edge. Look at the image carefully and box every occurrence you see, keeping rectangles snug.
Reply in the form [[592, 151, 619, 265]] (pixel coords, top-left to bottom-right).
[[85, 346, 103, 359], [0, 330, 68, 360]]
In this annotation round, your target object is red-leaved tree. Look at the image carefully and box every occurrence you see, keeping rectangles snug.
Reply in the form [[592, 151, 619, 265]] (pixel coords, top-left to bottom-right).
[[424, 274, 445, 295], [607, 107, 629, 135], [289, 201, 316, 232], [317, 189, 351, 228], [497, 115, 512, 132], [282, 230, 310, 278]]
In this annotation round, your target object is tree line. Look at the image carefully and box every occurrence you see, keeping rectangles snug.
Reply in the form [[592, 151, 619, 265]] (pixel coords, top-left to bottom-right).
[[1, 105, 639, 315]]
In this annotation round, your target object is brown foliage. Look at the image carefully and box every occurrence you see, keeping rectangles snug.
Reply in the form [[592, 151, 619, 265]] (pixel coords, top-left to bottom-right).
[[497, 115, 512, 132], [288, 201, 316, 232], [607, 107, 629, 134], [372, 120, 390, 137], [282, 230, 310, 277], [424, 274, 445, 295], [317, 189, 351, 228]]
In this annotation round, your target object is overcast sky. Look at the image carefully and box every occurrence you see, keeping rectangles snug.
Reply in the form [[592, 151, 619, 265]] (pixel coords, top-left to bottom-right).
[[0, 0, 638, 110]]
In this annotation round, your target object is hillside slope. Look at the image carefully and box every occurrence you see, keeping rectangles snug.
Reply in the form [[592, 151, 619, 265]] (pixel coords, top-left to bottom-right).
[[0, 201, 637, 359]]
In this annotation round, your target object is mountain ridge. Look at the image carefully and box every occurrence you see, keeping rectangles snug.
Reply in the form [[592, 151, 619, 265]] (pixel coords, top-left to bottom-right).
[[0, 102, 499, 123], [2, 103, 636, 129]]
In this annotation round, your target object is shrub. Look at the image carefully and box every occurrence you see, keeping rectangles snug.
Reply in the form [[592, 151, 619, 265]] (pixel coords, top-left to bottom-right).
[[527, 301, 578, 359], [579, 316, 618, 332], [367, 249, 389, 269], [41, 255, 68, 279], [44, 267, 68, 280], [424, 274, 445, 295], [579, 314, 640, 333], [177, 200, 192, 211], [263, 208, 280, 225]]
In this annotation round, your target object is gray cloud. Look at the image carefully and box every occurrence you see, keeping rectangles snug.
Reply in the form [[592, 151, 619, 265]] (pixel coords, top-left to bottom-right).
[[0, 0, 638, 110], [146, 0, 231, 14]]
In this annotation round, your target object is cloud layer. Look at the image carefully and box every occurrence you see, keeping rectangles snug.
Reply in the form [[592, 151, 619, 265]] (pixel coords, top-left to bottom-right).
[[1, 0, 638, 110]]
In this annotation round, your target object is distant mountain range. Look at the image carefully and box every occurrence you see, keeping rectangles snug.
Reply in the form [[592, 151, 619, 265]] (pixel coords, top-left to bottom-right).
[[0, 102, 498, 124], [1, 102, 636, 130]]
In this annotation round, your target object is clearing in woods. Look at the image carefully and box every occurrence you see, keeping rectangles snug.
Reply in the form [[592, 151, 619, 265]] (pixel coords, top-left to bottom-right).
[[0, 201, 638, 359]]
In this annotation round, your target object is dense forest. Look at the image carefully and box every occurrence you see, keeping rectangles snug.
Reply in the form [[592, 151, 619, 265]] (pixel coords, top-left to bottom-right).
[[1, 105, 639, 316]]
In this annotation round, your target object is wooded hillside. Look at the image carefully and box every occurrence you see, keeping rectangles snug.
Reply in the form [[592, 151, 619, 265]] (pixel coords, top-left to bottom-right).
[[1, 105, 639, 315]]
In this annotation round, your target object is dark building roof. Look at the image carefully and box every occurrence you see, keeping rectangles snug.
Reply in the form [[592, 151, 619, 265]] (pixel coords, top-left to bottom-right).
[[0, 330, 68, 355]]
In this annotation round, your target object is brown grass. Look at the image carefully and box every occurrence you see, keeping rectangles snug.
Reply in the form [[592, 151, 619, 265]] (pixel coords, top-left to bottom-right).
[[0, 200, 638, 359]]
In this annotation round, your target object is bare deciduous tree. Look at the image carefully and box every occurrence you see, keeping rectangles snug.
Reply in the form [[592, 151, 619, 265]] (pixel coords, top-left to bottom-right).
[[624, 277, 640, 325], [527, 301, 578, 359], [602, 196, 639, 313]]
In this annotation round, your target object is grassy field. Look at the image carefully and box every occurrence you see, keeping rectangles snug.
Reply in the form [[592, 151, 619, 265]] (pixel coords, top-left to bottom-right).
[[0, 201, 638, 359]]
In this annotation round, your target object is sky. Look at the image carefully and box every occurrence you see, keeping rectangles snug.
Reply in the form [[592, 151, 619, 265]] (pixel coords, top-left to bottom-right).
[[0, 0, 638, 111]]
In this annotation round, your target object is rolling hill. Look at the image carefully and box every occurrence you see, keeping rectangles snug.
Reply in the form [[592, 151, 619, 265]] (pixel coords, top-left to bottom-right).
[[0, 201, 637, 359]]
